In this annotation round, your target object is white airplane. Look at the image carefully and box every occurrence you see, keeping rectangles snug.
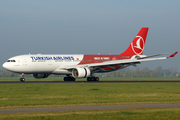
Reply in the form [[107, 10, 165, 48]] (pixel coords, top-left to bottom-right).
[[2, 27, 178, 82]]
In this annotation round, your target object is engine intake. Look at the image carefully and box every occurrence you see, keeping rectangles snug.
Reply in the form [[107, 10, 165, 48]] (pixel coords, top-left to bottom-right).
[[33, 74, 49, 78], [72, 68, 91, 78]]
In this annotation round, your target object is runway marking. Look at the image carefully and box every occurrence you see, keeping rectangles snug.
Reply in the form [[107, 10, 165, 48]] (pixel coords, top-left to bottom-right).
[[0, 104, 180, 113]]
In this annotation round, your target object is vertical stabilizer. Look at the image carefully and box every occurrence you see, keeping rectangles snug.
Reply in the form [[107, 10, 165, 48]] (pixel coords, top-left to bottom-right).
[[120, 27, 149, 55]]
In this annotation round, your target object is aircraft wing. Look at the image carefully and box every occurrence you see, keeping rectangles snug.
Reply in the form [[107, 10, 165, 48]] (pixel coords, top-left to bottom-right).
[[65, 52, 178, 70]]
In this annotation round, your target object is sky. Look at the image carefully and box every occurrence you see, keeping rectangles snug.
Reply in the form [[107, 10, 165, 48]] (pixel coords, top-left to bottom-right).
[[0, 0, 180, 70]]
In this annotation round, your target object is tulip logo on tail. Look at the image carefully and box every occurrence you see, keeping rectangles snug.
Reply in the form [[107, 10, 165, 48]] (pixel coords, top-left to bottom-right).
[[131, 36, 144, 55]]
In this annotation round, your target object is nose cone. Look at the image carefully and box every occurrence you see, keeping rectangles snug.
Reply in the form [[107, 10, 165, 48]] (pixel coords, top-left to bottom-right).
[[2, 63, 7, 69], [2, 62, 12, 71]]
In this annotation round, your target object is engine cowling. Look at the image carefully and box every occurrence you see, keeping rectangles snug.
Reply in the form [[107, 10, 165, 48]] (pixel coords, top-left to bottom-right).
[[33, 74, 49, 78], [72, 68, 91, 78]]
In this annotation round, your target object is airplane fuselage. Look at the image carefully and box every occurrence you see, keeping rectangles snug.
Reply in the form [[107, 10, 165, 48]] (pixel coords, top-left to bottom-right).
[[3, 54, 133, 74]]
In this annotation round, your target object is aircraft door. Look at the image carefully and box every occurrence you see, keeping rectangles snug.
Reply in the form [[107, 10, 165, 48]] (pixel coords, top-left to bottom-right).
[[22, 58, 28, 66], [48, 60, 52, 65]]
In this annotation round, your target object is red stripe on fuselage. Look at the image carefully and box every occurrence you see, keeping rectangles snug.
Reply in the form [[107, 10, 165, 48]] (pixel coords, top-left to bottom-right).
[[78, 55, 133, 65]]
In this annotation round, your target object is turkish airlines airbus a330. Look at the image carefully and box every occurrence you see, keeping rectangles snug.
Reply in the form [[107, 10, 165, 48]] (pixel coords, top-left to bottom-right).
[[2, 27, 178, 82]]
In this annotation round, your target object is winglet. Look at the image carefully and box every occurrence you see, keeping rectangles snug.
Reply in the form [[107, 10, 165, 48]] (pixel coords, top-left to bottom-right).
[[168, 51, 178, 58]]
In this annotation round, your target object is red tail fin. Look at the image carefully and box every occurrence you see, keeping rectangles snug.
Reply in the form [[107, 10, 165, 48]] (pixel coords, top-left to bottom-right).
[[120, 27, 149, 55]]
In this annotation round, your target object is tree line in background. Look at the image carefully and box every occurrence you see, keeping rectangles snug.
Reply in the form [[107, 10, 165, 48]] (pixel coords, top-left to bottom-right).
[[0, 66, 180, 78], [101, 66, 180, 77]]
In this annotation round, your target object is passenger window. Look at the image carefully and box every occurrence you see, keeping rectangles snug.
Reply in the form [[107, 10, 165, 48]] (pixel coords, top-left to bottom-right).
[[7, 60, 10, 62]]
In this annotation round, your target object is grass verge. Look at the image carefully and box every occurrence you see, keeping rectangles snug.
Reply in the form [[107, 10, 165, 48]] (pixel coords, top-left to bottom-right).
[[0, 82, 180, 108]]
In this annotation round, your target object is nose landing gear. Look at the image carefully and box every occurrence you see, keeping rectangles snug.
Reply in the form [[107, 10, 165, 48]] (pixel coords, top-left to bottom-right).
[[20, 78, 25, 82], [19, 73, 25, 82]]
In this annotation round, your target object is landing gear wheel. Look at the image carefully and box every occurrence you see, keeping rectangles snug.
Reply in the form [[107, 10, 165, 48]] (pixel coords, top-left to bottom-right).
[[20, 78, 25, 82], [87, 77, 91, 81], [64, 77, 68, 81], [95, 77, 99, 81], [72, 77, 76, 81], [91, 77, 95, 81]]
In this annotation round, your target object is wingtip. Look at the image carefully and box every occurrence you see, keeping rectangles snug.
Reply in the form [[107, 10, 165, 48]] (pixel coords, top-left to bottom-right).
[[168, 51, 178, 58]]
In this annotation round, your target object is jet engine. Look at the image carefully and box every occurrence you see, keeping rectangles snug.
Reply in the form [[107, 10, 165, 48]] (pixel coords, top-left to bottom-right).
[[72, 68, 91, 78], [33, 74, 49, 78]]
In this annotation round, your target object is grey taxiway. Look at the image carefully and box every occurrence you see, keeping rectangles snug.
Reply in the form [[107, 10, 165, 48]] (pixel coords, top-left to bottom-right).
[[0, 104, 180, 113]]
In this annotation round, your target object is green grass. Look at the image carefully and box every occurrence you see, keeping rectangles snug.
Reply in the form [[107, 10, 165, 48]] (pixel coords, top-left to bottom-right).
[[1, 79, 180, 119], [1, 108, 180, 120], [0, 82, 180, 108]]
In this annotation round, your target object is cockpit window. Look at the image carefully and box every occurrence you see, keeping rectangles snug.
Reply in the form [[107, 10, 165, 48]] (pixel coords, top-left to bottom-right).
[[7, 60, 16, 62]]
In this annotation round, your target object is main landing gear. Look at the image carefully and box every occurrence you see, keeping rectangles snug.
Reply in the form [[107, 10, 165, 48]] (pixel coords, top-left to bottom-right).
[[64, 76, 76, 81], [87, 77, 99, 81], [19, 73, 25, 82], [63, 75, 99, 82]]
